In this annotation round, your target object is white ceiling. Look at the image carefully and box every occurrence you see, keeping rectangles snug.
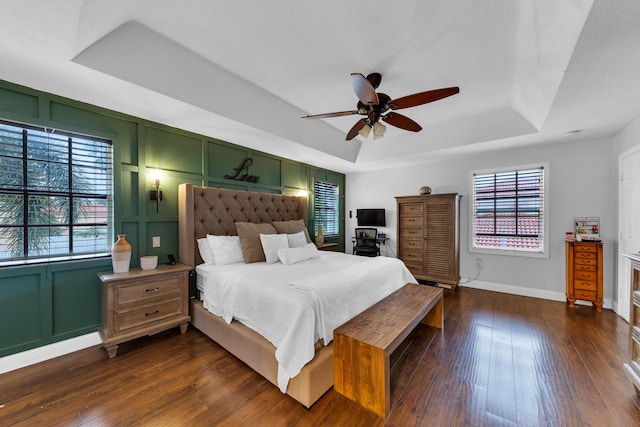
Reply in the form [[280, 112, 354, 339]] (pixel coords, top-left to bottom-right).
[[1, 0, 639, 173]]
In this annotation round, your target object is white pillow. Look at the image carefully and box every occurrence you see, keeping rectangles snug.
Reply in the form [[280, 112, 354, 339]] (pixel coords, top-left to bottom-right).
[[206, 235, 244, 265], [197, 237, 215, 264], [287, 231, 307, 248], [260, 233, 289, 264], [277, 243, 320, 265]]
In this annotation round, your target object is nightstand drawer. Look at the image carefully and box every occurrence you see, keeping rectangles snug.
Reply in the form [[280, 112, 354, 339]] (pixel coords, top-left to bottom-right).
[[115, 297, 182, 333], [116, 274, 183, 306]]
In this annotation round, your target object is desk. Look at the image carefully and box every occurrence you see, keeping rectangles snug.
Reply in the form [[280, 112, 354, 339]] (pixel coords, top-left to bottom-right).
[[351, 237, 389, 245]]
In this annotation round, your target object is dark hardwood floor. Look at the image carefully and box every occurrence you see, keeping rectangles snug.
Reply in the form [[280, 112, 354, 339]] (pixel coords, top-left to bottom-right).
[[1, 287, 639, 426]]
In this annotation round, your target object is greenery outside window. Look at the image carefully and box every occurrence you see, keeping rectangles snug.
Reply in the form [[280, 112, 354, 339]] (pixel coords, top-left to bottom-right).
[[470, 163, 548, 258], [0, 120, 113, 265], [314, 180, 339, 236]]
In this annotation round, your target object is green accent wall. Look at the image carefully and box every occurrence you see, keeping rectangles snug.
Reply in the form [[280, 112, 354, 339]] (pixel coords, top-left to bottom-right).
[[0, 80, 345, 357]]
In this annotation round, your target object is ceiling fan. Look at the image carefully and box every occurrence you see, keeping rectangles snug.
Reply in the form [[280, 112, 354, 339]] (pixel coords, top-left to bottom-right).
[[301, 73, 459, 140]]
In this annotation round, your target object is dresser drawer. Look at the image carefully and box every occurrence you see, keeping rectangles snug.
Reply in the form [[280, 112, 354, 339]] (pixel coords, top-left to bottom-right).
[[575, 280, 597, 291], [574, 270, 596, 281], [575, 251, 596, 260], [575, 257, 597, 266], [574, 289, 596, 301], [400, 203, 424, 215], [401, 216, 423, 228], [574, 263, 596, 272], [115, 274, 183, 306], [574, 244, 597, 253], [115, 297, 182, 333], [401, 239, 423, 251], [401, 228, 423, 239], [400, 250, 422, 262], [404, 262, 423, 276]]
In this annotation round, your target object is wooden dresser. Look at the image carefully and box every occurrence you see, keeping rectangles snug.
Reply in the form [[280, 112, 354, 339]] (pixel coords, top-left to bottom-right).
[[98, 263, 191, 358], [622, 253, 640, 396], [395, 193, 461, 288], [565, 240, 603, 312]]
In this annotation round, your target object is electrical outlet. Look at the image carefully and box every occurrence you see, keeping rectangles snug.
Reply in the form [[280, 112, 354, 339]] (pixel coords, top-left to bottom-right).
[[476, 258, 483, 269], [152, 236, 160, 248]]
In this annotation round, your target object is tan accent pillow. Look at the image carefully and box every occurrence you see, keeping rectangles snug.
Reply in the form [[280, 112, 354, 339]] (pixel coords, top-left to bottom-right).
[[271, 219, 312, 243], [235, 222, 277, 263]]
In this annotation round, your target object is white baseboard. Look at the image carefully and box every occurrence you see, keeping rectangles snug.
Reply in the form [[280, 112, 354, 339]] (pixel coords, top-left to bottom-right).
[[0, 332, 101, 374], [459, 279, 612, 309]]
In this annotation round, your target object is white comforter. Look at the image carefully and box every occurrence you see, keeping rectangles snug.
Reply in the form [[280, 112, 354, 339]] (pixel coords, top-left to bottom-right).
[[196, 252, 416, 392]]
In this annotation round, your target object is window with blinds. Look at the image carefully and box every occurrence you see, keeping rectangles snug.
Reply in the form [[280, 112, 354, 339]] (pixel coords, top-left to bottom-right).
[[471, 165, 546, 255], [0, 120, 113, 264], [314, 180, 339, 236]]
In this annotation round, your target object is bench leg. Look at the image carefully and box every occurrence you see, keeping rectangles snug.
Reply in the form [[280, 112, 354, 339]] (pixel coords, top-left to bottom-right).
[[421, 295, 443, 329]]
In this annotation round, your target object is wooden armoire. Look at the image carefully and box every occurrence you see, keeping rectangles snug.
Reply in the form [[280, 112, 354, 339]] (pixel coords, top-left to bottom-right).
[[395, 193, 461, 289]]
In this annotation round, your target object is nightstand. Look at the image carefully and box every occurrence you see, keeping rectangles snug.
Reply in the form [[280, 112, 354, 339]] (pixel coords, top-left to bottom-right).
[[98, 263, 191, 358], [316, 243, 338, 251]]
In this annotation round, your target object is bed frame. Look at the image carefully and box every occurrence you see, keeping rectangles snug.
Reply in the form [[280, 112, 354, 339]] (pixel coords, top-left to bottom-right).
[[177, 183, 334, 408]]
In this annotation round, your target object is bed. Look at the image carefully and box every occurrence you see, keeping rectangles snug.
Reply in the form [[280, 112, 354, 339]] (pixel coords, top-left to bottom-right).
[[178, 184, 415, 408]]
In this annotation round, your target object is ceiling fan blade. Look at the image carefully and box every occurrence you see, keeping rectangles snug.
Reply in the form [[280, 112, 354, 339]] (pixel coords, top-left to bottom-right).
[[346, 118, 368, 140], [300, 110, 358, 120], [351, 73, 379, 105], [388, 87, 459, 110], [381, 112, 422, 132]]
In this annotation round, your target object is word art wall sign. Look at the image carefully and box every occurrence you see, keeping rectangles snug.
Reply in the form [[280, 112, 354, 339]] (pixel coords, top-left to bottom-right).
[[224, 157, 260, 183]]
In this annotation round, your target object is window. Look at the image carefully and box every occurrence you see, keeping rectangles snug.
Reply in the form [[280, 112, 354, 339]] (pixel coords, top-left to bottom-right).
[[0, 120, 113, 264], [471, 163, 548, 257], [314, 180, 339, 236]]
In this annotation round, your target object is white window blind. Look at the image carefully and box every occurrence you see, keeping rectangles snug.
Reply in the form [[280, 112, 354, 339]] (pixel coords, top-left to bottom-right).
[[314, 180, 339, 236], [0, 120, 113, 263], [472, 166, 544, 253]]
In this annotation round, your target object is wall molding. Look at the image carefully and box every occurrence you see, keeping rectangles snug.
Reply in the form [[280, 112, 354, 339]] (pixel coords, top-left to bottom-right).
[[0, 332, 101, 374]]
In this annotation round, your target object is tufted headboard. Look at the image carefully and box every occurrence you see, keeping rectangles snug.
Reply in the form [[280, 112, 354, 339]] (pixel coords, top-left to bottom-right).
[[178, 184, 308, 268]]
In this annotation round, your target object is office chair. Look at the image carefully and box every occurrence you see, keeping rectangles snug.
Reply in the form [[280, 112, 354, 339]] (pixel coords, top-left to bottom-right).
[[353, 227, 380, 257]]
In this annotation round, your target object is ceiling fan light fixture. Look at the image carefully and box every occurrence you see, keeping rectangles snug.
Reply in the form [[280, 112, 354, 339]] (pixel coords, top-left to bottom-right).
[[373, 122, 386, 139], [358, 124, 372, 138]]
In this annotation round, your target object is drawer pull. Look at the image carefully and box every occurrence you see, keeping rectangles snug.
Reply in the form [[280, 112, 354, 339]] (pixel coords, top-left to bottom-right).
[[145, 287, 160, 293], [145, 310, 160, 317]]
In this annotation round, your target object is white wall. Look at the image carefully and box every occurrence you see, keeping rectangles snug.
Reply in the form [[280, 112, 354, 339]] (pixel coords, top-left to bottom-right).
[[347, 137, 616, 306]]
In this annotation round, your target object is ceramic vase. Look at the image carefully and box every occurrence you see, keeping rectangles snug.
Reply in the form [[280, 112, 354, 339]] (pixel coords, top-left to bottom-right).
[[315, 226, 324, 246], [111, 234, 132, 273]]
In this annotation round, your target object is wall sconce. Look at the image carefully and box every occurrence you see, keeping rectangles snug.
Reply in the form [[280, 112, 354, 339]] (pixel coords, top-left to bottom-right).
[[150, 178, 163, 213]]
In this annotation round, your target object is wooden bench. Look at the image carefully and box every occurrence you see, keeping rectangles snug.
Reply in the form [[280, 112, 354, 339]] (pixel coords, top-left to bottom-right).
[[333, 283, 443, 418]]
